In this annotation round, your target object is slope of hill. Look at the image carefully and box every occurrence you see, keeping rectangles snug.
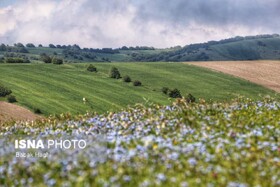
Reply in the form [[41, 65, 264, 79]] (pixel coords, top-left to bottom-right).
[[143, 34, 280, 61], [0, 63, 277, 115], [1, 34, 280, 62]]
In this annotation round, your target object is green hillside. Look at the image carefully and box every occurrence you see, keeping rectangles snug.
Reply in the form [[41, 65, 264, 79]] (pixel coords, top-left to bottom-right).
[[0, 63, 277, 115], [144, 34, 280, 61]]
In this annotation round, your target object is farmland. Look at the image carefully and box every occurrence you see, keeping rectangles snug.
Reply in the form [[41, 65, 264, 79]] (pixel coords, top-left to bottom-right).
[[0, 62, 277, 116], [188, 60, 280, 92]]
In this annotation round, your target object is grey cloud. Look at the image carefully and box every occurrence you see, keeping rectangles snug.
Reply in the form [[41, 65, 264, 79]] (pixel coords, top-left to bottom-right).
[[134, 0, 280, 29], [0, 0, 279, 48]]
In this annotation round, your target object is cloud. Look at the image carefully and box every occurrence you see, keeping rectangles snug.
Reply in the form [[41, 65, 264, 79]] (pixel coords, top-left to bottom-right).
[[0, 0, 279, 48]]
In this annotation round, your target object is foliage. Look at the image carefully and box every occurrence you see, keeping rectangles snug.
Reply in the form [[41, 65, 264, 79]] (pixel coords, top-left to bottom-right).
[[4, 57, 30, 63], [34, 108, 42, 114], [87, 64, 97, 72], [52, 57, 63, 65], [122, 75, 131, 82], [161, 87, 169, 95], [49, 44, 56, 48], [7, 95, 17, 103], [186, 93, 196, 103], [26, 43, 35, 48], [109, 67, 121, 79], [0, 85, 12, 97], [168, 88, 182, 98], [133, 80, 142, 86], [40, 53, 52, 63]]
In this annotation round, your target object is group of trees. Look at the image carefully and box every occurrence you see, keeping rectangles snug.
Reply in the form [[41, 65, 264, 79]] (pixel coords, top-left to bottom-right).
[[0, 84, 16, 103], [109, 67, 142, 86], [0, 43, 29, 53], [161, 87, 195, 103]]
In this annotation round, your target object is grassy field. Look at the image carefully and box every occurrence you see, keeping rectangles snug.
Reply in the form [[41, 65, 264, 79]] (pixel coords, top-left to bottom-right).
[[0, 62, 278, 115]]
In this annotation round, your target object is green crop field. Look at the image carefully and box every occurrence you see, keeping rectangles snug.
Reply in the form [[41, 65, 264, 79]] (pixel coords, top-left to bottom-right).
[[0, 62, 278, 115]]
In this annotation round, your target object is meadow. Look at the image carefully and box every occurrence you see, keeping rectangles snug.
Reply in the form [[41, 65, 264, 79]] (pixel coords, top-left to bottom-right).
[[0, 62, 277, 115]]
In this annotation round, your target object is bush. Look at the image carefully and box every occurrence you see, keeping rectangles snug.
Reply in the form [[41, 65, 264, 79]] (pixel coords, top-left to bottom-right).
[[7, 95, 17, 103], [0, 57, 4, 63], [40, 54, 52, 63], [34, 108, 42, 114], [168, 88, 182, 98], [123, 75, 131, 82], [109, 67, 121, 79], [87, 64, 97, 72], [161, 87, 169, 95], [186, 93, 196, 103], [4, 57, 30, 63], [26, 43, 35, 48], [52, 57, 63, 65], [0, 85, 12, 97], [133, 80, 142, 86]]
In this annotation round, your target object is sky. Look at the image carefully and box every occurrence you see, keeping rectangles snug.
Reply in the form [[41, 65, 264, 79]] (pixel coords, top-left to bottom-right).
[[0, 0, 279, 48]]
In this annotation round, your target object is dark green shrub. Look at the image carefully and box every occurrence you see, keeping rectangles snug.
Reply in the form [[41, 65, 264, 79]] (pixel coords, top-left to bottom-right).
[[0, 57, 4, 63], [0, 85, 12, 97], [7, 95, 17, 103], [123, 75, 131, 82], [4, 57, 30, 63], [52, 57, 63, 65], [161, 87, 169, 95], [168, 88, 182, 98], [34, 108, 42, 114], [133, 80, 142, 86], [186, 93, 196, 103], [40, 53, 52, 63], [87, 64, 97, 72], [109, 67, 121, 79]]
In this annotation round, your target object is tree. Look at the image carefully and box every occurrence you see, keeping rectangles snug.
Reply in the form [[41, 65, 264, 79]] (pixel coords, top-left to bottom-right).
[[7, 95, 17, 103], [109, 67, 121, 79], [52, 57, 63, 65], [0, 85, 12, 97], [14, 43, 24, 48], [161, 87, 169, 95], [133, 80, 142, 86], [0, 44, 7, 51], [49, 44, 56, 48], [87, 64, 97, 72], [40, 53, 52, 63], [123, 75, 131, 82], [26, 43, 35, 48], [38, 44, 43, 47], [186, 94, 196, 103], [168, 88, 182, 98]]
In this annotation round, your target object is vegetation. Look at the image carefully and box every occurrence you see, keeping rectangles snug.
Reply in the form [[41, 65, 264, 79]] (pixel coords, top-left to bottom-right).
[[0, 97, 279, 186], [7, 95, 17, 103], [161, 87, 169, 95], [168, 88, 182, 98], [186, 93, 196, 103], [123, 75, 131, 83], [52, 57, 63, 65], [0, 63, 277, 115], [109, 67, 121, 79], [0, 84, 12, 97], [86, 64, 97, 72], [4, 57, 30, 63], [40, 53, 52, 63], [133, 80, 142, 86]]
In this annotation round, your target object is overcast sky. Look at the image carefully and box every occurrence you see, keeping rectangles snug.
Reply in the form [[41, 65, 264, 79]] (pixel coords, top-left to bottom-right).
[[0, 0, 279, 48]]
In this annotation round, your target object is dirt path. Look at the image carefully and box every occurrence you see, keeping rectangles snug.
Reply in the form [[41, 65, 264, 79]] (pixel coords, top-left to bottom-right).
[[187, 60, 280, 93], [0, 101, 42, 123]]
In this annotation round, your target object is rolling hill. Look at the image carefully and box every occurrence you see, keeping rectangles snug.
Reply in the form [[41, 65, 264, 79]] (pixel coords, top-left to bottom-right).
[[0, 63, 277, 115], [1, 34, 280, 62]]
